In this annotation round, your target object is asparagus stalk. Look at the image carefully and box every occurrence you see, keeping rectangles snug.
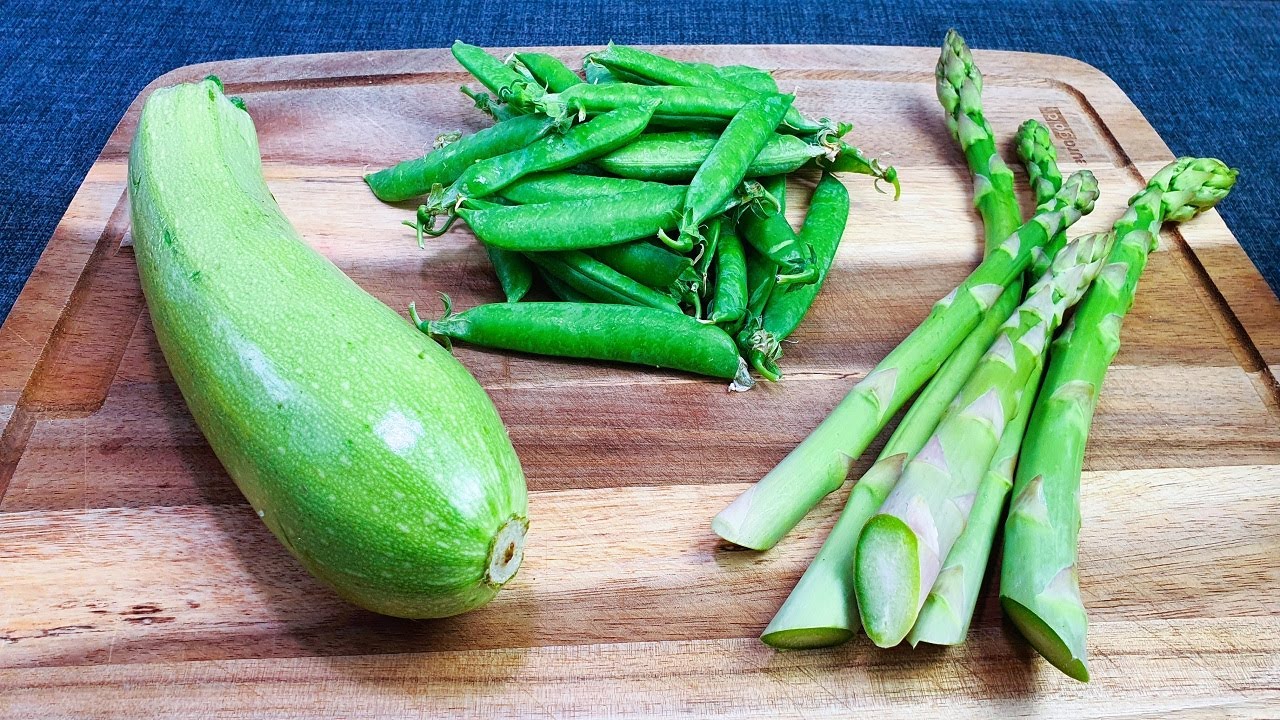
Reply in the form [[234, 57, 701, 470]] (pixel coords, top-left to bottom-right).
[[711, 169, 1098, 552], [1000, 157, 1237, 682], [907, 118, 1066, 647], [936, 30, 1021, 240], [856, 228, 1117, 648], [760, 35, 1024, 647]]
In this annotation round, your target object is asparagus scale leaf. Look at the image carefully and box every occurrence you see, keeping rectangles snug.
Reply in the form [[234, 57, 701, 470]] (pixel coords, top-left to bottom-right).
[[712, 170, 1099, 552], [1000, 157, 1238, 682]]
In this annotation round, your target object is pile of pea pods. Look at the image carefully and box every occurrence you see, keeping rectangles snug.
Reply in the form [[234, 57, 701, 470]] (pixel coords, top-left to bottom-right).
[[368, 42, 899, 390]]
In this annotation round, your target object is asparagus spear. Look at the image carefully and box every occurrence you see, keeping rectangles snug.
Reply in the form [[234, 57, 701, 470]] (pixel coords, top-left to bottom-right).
[[907, 119, 1066, 647], [1000, 157, 1237, 682], [936, 30, 1021, 240], [711, 169, 1098, 552], [760, 35, 1024, 648], [857, 226, 1117, 649]]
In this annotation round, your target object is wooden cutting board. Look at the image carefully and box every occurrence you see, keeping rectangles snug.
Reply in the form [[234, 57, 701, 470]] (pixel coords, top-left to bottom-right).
[[1, 45, 1277, 718]]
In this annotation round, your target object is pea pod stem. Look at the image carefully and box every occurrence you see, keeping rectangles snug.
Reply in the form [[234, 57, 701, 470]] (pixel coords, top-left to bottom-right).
[[711, 170, 1098, 552]]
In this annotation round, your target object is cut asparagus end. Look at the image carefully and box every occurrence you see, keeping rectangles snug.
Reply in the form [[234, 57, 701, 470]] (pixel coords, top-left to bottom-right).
[[1002, 597, 1091, 682], [760, 551, 858, 649], [761, 626, 854, 650], [855, 514, 923, 647]]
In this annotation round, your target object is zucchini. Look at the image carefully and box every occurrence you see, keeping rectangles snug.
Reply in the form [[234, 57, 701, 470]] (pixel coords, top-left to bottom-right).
[[128, 78, 528, 619]]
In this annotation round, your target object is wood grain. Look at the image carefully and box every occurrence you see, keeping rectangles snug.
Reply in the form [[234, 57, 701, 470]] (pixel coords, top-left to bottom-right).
[[0, 44, 1277, 718]]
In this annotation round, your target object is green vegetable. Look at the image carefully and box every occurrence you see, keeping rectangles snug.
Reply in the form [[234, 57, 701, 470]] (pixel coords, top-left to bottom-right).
[[535, 82, 759, 127], [365, 114, 554, 202], [459, 184, 685, 252], [761, 42, 1018, 643], [906, 116, 1067, 648], [1001, 157, 1238, 682], [736, 175, 815, 286], [587, 43, 823, 134], [421, 103, 659, 233], [711, 170, 1098, 551], [486, 246, 535, 303], [418, 299, 753, 389], [716, 64, 778, 94], [594, 131, 824, 182], [741, 172, 849, 380], [540, 271, 596, 303], [935, 30, 1020, 237], [452, 41, 543, 111], [499, 172, 670, 204], [525, 251, 682, 312], [857, 229, 1116, 648], [513, 52, 583, 92], [590, 240, 696, 292], [671, 94, 794, 250], [130, 78, 528, 618], [819, 139, 901, 199], [460, 85, 519, 122], [707, 222, 748, 325]]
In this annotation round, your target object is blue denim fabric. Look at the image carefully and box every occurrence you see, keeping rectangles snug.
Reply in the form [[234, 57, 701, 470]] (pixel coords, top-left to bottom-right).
[[2, 0, 1276, 321]]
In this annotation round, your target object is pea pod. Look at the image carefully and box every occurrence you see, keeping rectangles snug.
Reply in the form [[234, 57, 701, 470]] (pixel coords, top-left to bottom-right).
[[485, 246, 535, 303], [540, 271, 596, 303], [717, 65, 778, 94], [747, 173, 850, 379], [499, 172, 671, 204], [422, 103, 659, 232], [708, 223, 747, 325], [595, 131, 824, 182], [459, 185, 685, 252], [536, 83, 753, 126], [418, 299, 753, 389], [587, 43, 821, 134], [590, 240, 696, 291], [525, 251, 682, 312], [673, 94, 794, 250], [736, 175, 816, 286], [452, 41, 543, 111], [512, 52, 583, 93], [584, 60, 620, 85], [365, 114, 554, 202]]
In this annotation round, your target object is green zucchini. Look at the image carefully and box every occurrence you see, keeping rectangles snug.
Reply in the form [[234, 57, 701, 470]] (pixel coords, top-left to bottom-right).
[[128, 78, 528, 619]]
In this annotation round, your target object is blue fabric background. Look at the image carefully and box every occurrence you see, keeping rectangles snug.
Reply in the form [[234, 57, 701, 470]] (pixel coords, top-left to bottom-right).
[[2, 0, 1276, 323]]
